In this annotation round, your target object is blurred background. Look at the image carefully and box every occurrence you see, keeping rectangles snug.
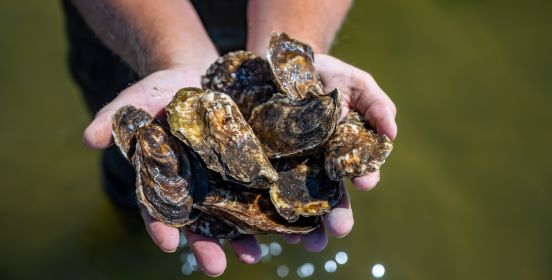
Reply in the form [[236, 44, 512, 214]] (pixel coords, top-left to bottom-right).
[[1, 0, 551, 279]]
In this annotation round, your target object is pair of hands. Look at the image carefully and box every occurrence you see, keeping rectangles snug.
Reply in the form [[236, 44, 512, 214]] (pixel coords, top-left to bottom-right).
[[83, 54, 397, 277]]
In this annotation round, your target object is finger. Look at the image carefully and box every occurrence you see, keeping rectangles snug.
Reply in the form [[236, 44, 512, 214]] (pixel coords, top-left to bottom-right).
[[140, 210, 180, 252], [363, 100, 398, 141], [83, 83, 170, 149], [281, 234, 302, 244], [184, 228, 227, 277], [301, 225, 328, 252], [83, 69, 196, 149], [229, 235, 262, 264], [323, 187, 354, 238], [351, 170, 381, 191]]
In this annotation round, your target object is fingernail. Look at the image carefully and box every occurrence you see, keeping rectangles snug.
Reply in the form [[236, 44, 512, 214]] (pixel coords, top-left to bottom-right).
[[161, 248, 177, 253]]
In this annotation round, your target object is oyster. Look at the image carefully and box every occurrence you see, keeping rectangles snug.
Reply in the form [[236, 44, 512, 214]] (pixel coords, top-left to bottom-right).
[[109, 32, 395, 240], [132, 123, 196, 227], [188, 214, 241, 240], [269, 156, 342, 222], [324, 111, 393, 180], [202, 51, 276, 119], [195, 188, 319, 234], [166, 87, 278, 188], [267, 32, 324, 99], [249, 89, 342, 158], [111, 105, 154, 160]]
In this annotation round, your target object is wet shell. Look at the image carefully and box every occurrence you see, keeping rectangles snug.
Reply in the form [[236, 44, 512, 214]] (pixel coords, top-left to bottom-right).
[[267, 32, 324, 100], [324, 111, 393, 180], [249, 89, 342, 158], [112, 105, 154, 160], [195, 188, 319, 234], [269, 156, 342, 222], [166, 87, 278, 188], [188, 214, 241, 240], [133, 123, 195, 227], [201, 51, 276, 119]]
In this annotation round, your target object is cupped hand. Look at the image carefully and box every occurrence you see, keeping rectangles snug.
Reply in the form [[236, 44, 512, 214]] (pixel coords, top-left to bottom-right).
[[83, 55, 397, 277], [283, 54, 398, 252], [83, 66, 263, 277]]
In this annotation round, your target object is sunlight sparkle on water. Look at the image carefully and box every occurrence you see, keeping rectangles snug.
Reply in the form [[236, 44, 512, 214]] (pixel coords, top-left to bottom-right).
[[371, 264, 385, 278], [297, 263, 315, 278], [276, 265, 289, 277], [335, 251, 348, 265], [324, 260, 337, 273], [269, 242, 282, 256]]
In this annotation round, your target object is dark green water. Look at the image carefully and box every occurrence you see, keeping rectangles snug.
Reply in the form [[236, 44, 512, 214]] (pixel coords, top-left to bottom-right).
[[1, 1, 551, 279]]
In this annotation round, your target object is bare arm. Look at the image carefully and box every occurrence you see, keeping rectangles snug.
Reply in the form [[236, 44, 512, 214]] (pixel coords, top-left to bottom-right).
[[246, 0, 353, 55], [71, 0, 218, 76]]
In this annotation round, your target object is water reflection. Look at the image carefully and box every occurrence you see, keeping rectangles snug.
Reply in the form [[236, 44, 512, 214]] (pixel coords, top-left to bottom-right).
[[297, 263, 315, 278], [260, 243, 272, 263], [276, 265, 289, 277], [178, 229, 187, 248], [177, 235, 357, 278], [269, 242, 282, 256], [181, 261, 193, 275], [324, 260, 337, 273], [335, 251, 348, 265], [371, 263, 385, 278]]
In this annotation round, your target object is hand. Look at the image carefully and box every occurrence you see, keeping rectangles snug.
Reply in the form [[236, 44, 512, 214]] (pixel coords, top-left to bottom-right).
[[280, 54, 399, 251], [83, 66, 262, 277]]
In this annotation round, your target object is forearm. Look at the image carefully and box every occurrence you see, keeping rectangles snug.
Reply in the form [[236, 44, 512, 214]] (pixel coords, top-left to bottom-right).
[[71, 0, 218, 76], [246, 0, 352, 55]]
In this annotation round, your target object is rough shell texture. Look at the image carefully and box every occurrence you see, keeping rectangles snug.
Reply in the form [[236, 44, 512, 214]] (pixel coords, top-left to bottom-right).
[[249, 89, 342, 158], [201, 51, 276, 119], [166, 87, 278, 188], [269, 156, 342, 222], [195, 188, 319, 234], [324, 111, 393, 180], [267, 32, 324, 100], [112, 105, 154, 160], [133, 123, 195, 227], [188, 214, 241, 239]]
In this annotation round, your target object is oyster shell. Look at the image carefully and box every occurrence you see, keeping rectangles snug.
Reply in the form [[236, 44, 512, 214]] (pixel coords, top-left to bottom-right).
[[166, 87, 278, 188], [132, 122, 195, 227], [249, 89, 342, 158], [195, 188, 319, 234], [188, 214, 241, 240], [269, 156, 342, 222], [111, 105, 154, 160], [267, 32, 324, 100], [324, 111, 393, 180], [109, 32, 395, 239], [202, 51, 276, 119]]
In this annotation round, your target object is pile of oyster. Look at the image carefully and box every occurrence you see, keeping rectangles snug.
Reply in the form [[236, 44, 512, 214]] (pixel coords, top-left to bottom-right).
[[112, 33, 393, 239]]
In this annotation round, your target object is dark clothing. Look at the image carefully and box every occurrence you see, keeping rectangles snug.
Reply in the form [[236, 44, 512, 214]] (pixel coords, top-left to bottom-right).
[[61, 0, 248, 210]]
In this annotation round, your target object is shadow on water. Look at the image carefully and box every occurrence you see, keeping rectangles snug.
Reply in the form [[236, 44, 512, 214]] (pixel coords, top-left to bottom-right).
[[0, 0, 551, 279]]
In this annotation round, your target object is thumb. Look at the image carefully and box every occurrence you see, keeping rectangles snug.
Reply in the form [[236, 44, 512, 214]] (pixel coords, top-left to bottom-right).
[[82, 80, 180, 149]]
